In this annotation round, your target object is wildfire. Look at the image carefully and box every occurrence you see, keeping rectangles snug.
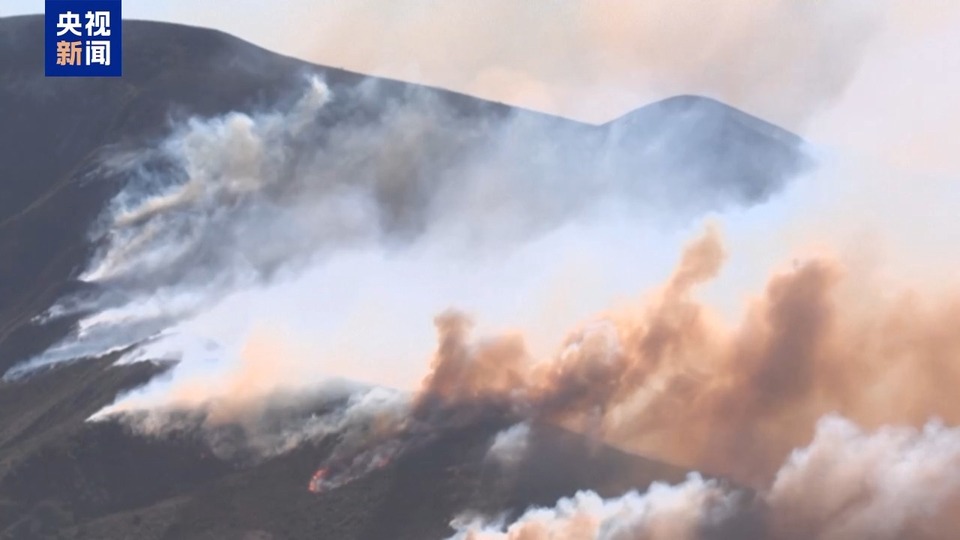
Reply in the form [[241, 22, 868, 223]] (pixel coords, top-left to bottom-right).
[[308, 444, 402, 494], [307, 468, 328, 493], [307, 430, 438, 494]]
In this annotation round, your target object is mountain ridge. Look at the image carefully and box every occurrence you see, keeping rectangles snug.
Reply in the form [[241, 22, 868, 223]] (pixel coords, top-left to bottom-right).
[[0, 14, 803, 538]]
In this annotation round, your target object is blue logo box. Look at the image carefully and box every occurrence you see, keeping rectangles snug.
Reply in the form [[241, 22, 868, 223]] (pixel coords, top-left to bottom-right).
[[45, 0, 122, 77]]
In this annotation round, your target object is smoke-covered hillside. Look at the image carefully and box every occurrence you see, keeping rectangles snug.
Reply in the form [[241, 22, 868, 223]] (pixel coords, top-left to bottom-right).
[[0, 13, 831, 540]]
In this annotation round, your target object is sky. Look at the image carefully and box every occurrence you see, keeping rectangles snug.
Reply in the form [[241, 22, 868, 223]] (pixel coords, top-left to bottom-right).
[[4, 0, 959, 130]]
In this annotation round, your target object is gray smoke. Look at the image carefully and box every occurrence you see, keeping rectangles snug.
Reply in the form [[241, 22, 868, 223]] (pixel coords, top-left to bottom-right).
[[10, 74, 804, 378]]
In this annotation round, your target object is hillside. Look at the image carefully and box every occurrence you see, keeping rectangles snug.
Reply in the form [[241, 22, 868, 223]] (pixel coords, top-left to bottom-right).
[[0, 14, 805, 539]]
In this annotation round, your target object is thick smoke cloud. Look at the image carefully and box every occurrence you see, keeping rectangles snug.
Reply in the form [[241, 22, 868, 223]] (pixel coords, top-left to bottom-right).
[[448, 474, 740, 540], [119, 223, 960, 509], [407, 228, 960, 486], [10, 74, 799, 378], [766, 416, 960, 539], [450, 415, 960, 540], [6, 7, 960, 534], [29, 200, 958, 509]]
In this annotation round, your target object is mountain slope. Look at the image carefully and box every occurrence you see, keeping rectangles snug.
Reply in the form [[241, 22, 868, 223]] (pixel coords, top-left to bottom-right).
[[0, 15, 809, 378], [0, 14, 805, 539]]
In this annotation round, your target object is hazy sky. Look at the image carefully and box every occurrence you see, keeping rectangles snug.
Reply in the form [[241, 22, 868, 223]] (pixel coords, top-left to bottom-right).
[[5, 1, 958, 128]]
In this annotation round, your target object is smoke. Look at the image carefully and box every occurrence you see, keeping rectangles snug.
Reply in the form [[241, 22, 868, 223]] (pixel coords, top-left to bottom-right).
[[448, 474, 741, 540], [0, 67, 801, 477], [386, 227, 960, 487], [97, 383, 413, 463], [451, 415, 960, 540], [9, 72, 801, 380], [226, 217, 960, 496], [766, 416, 960, 539], [307, 0, 888, 127], [486, 423, 531, 466], [5, 5, 960, 533], [277, 220, 960, 501], [130, 0, 894, 128]]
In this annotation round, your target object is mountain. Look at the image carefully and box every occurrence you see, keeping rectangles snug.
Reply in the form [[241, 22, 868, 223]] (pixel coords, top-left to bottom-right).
[[0, 372, 695, 539], [0, 14, 805, 539]]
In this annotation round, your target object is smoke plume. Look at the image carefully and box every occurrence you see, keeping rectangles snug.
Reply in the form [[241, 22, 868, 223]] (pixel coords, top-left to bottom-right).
[[110, 223, 960, 507], [449, 473, 741, 540], [6, 7, 960, 535], [10, 73, 800, 379], [450, 415, 960, 540], [398, 228, 960, 487]]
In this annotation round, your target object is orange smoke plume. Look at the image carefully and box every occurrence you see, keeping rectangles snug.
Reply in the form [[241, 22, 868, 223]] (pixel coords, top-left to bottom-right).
[[415, 226, 960, 487]]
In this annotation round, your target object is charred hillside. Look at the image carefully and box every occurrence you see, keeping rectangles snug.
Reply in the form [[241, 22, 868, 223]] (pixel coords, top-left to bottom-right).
[[1, 13, 805, 539]]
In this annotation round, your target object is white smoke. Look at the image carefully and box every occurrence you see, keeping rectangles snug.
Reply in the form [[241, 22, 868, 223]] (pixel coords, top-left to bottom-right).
[[451, 415, 960, 540], [448, 473, 738, 540], [766, 415, 960, 540], [486, 423, 532, 466], [95, 384, 413, 461], [9, 73, 801, 388]]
